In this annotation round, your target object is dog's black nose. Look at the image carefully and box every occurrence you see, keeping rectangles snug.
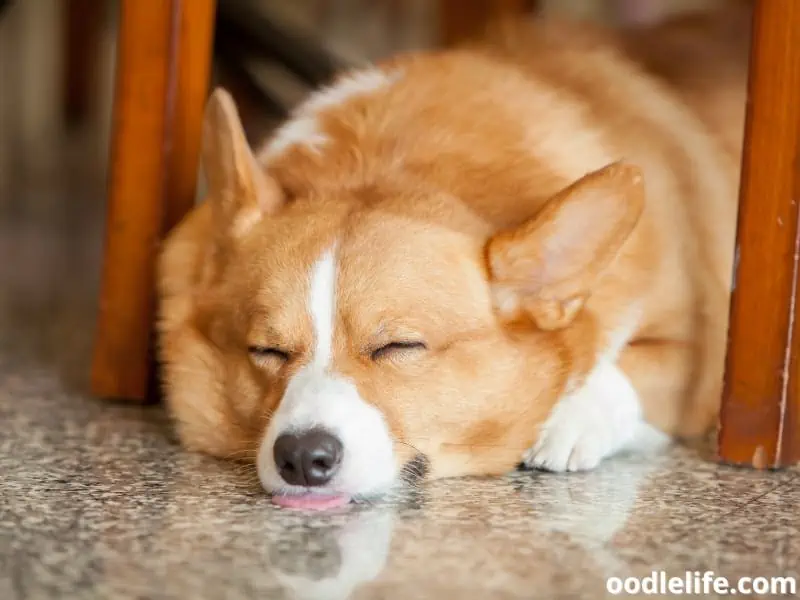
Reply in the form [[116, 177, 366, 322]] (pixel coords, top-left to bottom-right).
[[273, 429, 343, 486]]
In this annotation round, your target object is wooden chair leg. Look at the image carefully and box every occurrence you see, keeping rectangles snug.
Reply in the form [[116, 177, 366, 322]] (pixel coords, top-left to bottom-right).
[[164, 0, 217, 233], [62, 0, 102, 125], [718, 0, 800, 468], [91, 0, 216, 401]]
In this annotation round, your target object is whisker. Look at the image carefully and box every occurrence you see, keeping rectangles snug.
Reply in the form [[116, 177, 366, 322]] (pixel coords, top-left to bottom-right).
[[394, 439, 423, 454], [231, 467, 260, 479], [398, 477, 423, 492], [224, 447, 260, 461], [440, 443, 530, 450], [400, 462, 424, 478], [230, 462, 259, 471], [402, 437, 529, 450]]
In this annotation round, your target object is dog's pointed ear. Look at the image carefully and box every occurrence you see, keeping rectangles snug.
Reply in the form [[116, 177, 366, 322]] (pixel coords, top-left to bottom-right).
[[487, 162, 644, 330], [201, 88, 283, 238]]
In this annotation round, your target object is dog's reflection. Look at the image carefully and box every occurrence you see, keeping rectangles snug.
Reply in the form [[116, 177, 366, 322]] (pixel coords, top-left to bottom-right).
[[267, 508, 395, 600], [512, 453, 662, 578]]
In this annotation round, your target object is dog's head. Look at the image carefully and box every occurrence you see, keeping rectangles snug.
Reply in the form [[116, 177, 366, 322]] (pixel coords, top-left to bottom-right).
[[157, 89, 643, 504]]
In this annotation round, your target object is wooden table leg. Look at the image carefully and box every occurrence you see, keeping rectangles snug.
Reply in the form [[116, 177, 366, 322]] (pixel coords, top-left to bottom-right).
[[91, 0, 216, 401], [718, 0, 800, 469]]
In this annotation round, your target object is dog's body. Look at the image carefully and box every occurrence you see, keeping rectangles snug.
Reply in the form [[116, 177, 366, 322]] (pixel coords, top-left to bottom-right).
[[158, 8, 748, 506]]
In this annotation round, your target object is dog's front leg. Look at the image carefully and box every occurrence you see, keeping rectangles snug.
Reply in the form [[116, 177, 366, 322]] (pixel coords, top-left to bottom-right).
[[522, 359, 666, 472], [522, 340, 697, 473]]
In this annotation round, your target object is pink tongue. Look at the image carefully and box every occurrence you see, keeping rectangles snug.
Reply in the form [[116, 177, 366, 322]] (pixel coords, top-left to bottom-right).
[[271, 493, 351, 511]]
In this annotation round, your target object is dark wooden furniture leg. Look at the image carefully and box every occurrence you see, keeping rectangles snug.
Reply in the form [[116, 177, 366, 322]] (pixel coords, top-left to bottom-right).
[[62, 0, 102, 125], [437, 0, 539, 46], [718, 0, 800, 469], [91, 0, 216, 401], [164, 0, 217, 233]]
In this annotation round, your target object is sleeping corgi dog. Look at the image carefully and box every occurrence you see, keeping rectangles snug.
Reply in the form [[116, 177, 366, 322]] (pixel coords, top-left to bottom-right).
[[157, 8, 749, 509]]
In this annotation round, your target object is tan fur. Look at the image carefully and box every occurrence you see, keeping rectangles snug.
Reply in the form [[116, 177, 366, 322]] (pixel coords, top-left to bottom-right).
[[157, 7, 748, 480]]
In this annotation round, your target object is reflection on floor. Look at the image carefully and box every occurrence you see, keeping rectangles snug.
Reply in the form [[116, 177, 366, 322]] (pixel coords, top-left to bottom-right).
[[0, 131, 798, 600]]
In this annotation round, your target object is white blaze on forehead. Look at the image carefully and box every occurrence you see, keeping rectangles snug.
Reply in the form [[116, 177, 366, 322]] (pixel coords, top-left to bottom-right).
[[257, 244, 397, 497], [258, 67, 402, 161], [309, 247, 337, 368]]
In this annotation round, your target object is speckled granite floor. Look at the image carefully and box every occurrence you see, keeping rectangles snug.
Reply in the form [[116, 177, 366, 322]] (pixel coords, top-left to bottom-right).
[[1, 135, 798, 600], [3, 384, 799, 600]]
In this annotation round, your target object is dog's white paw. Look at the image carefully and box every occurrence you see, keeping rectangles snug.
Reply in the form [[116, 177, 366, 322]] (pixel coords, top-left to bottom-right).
[[523, 362, 643, 473]]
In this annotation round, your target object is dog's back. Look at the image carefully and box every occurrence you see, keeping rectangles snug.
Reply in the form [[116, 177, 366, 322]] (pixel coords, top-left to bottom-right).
[[459, 8, 749, 434], [619, 4, 750, 159]]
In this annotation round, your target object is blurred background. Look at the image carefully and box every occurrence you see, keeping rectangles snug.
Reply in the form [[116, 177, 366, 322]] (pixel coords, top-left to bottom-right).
[[0, 0, 727, 390], [0, 0, 731, 196]]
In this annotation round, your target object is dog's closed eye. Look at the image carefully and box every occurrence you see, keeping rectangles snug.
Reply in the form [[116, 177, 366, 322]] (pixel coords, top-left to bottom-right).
[[248, 345, 291, 364], [371, 341, 427, 361]]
